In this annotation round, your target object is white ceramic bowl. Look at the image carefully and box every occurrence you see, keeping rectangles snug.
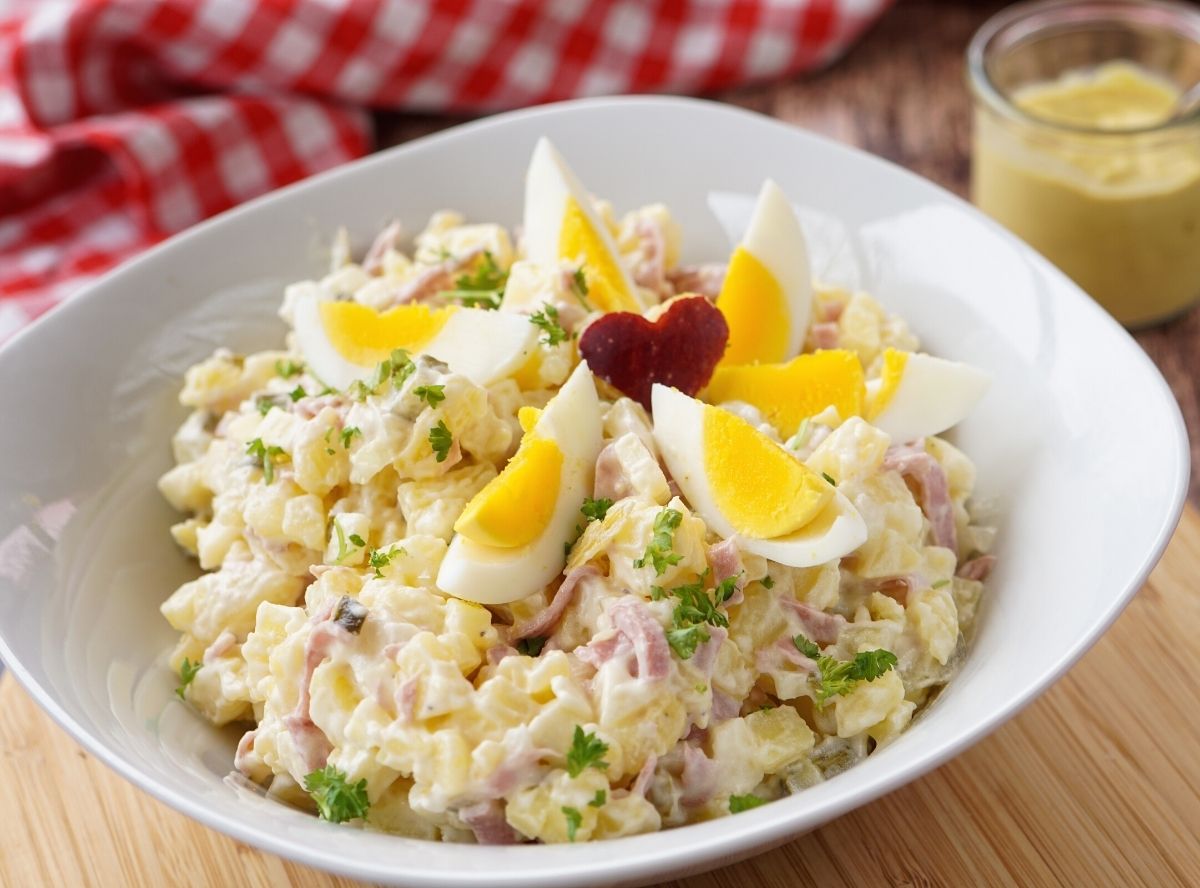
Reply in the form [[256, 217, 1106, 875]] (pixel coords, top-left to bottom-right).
[[0, 97, 1188, 887]]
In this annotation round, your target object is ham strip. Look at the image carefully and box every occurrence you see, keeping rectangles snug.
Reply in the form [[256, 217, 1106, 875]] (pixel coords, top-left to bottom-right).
[[810, 322, 840, 349], [594, 441, 634, 502], [487, 644, 517, 665], [711, 689, 741, 721], [883, 443, 958, 551], [362, 220, 403, 275], [379, 247, 484, 308], [395, 676, 419, 724], [283, 612, 348, 773], [679, 744, 719, 808], [667, 264, 726, 300], [574, 633, 625, 671], [460, 800, 521, 845], [234, 729, 258, 777], [203, 629, 236, 664], [957, 554, 996, 582], [780, 598, 847, 644], [508, 566, 599, 643], [707, 539, 745, 606], [690, 626, 727, 680], [608, 596, 672, 681], [631, 754, 658, 798]]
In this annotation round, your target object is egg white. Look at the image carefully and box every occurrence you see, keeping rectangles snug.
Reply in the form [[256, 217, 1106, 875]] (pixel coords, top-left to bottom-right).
[[436, 362, 603, 604], [651, 384, 866, 568], [293, 291, 537, 390], [868, 352, 991, 443], [522, 137, 642, 308], [731, 180, 813, 359]]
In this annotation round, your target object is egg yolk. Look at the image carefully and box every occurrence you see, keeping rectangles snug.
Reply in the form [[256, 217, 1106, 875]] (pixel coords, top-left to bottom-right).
[[559, 197, 640, 313], [454, 436, 563, 548], [868, 348, 909, 418], [716, 246, 790, 366], [703, 350, 866, 436], [320, 301, 454, 367], [517, 406, 542, 433], [702, 404, 834, 539]]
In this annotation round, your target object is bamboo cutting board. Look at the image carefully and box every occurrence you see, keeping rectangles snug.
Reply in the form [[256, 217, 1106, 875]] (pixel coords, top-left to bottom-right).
[[3, 506, 1199, 888]]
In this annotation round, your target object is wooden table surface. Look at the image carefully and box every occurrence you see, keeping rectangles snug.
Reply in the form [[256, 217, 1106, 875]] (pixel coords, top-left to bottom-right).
[[4, 2, 1200, 887], [378, 0, 1200, 504]]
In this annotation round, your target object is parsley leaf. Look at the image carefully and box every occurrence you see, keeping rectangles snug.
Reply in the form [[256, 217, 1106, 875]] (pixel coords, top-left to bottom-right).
[[530, 304, 568, 346], [332, 519, 364, 564], [571, 267, 592, 311], [340, 426, 361, 449], [588, 790, 606, 808], [413, 384, 446, 408], [633, 508, 683, 575], [289, 385, 307, 402], [275, 359, 303, 379], [762, 575, 775, 589], [516, 636, 547, 657], [304, 765, 370, 823], [440, 251, 507, 309], [367, 545, 404, 578], [580, 497, 612, 523], [175, 658, 201, 701], [255, 395, 284, 416], [562, 806, 582, 842], [821, 471, 837, 486], [670, 581, 729, 630], [793, 635, 898, 706], [729, 794, 766, 814], [713, 572, 741, 604], [428, 419, 453, 462], [246, 438, 287, 484], [666, 623, 710, 659], [566, 725, 609, 778], [354, 349, 416, 401], [793, 634, 821, 659]]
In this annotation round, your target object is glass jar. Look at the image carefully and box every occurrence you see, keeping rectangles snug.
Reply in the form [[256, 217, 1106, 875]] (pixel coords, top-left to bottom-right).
[[968, 0, 1200, 327]]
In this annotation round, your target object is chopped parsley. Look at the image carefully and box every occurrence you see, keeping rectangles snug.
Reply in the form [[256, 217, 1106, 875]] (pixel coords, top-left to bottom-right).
[[671, 580, 729, 630], [304, 765, 370, 823], [516, 636, 547, 657], [245, 438, 287, 483], [428, 419, 453, 462], [413, 384, 446, 408], [666, 624, 709, 660], [439, 251, 507, 309], [588, 790, 607, 808], [793, 634, 898, 706], [713, 572, 742, 604], [729, 794, 766, 814], [633, 508, 683, 575], [255, 395, 285, 416], [932, 578, 951, 589], [332, 519, 364, 563], [571, 266, 592, 311], [580, 497, 612, 523], [562, 806, 582, 842], [821, 472, 837, 486], [275, 359, 303, 379], [530, 303, 568, 346], [566, 725, 609, 778], [340, 426, 361, 449], [762, 575, 775, 589], [786, 417, 812, 451], [367, 545, 405, 578], [175, 658, 201, 700], [289, 384, 307, 402], [354, 349, 415, 400]]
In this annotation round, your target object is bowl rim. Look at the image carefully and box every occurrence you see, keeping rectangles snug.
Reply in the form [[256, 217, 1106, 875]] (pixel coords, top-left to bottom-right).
[[0, 94, 1190, 886]]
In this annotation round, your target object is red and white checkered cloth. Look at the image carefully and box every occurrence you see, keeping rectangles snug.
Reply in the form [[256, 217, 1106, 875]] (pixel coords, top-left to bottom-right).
[[0, 0, 890, 340]]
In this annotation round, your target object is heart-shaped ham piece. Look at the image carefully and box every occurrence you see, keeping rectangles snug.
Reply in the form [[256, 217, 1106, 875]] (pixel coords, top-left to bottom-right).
[[578, 295, 729, 411]]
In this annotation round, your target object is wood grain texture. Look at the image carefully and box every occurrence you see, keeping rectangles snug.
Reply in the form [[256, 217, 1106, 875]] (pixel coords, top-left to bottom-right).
[[376, 0, 1200, 504], [3, 504, 1197, 888]]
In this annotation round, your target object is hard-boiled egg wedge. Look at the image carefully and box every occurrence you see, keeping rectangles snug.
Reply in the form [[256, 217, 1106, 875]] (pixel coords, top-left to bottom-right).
[[523, 137, 644, 314], [715, 180, 812, 366], [703, 349, 865, 437], [437, 362, 603, 604], [866, 348, 991, 443], [652, 384, 866, 567], [293, 291, 537, 390]]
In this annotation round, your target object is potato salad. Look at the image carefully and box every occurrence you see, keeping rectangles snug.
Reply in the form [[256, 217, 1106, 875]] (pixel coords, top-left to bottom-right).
[[159, 138, 995, 844]]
